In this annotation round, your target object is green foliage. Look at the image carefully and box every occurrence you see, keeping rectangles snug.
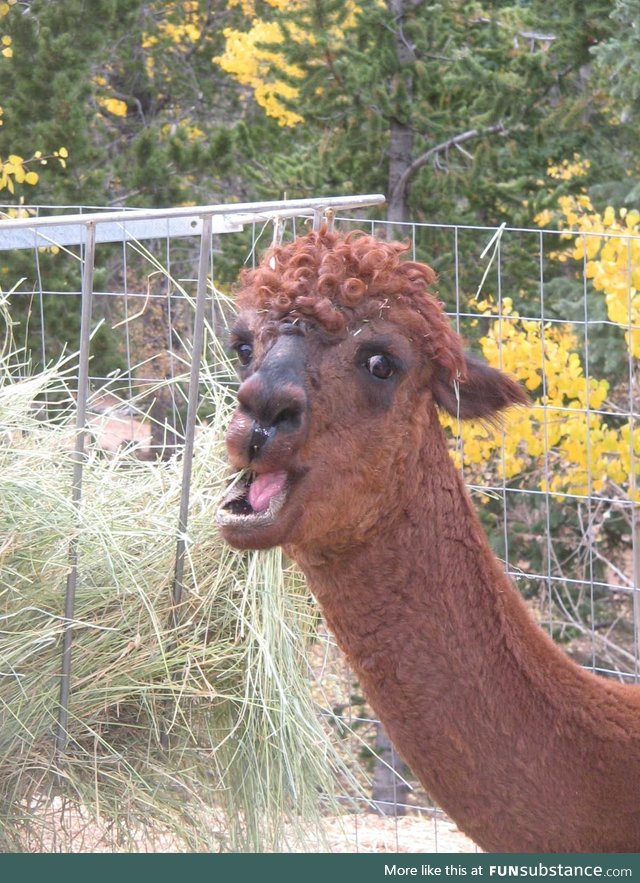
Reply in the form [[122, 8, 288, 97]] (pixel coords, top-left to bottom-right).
[[542, 276, 628, 381], [1, 0, 636, 224], [0, 0, 250, 206], [592, 0, 640, 105], [0, 0, 142, 202], [219, 0, 632, 228]]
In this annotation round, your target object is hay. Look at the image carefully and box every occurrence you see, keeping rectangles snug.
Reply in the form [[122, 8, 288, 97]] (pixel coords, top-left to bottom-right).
[[0, 299, 358, 852]]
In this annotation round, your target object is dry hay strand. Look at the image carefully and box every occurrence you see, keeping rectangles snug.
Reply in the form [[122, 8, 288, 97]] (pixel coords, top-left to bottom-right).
[[0, 304, 361, 853]]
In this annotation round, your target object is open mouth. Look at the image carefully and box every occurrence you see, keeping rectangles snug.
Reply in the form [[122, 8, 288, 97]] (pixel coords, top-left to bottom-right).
[[216, 469, 291, 527]]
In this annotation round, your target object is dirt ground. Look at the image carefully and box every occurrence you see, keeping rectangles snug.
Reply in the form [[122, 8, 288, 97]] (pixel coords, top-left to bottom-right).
[[312, 813, 479, 853], [19, 797, 478, 853]]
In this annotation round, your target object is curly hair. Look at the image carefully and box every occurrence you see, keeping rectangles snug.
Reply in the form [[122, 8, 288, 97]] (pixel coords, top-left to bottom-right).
[[236, 229, 467, 383]]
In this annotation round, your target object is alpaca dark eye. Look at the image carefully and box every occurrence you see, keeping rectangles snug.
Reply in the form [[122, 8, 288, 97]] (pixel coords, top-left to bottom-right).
[[235, 342, 253, 367], [366, 354, 394, 379]]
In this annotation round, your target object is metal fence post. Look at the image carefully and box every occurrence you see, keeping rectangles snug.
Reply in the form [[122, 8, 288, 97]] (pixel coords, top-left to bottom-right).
[[160, 214, 212, 748], [55, 221, 97, 763], [171, 213, 212, 613]]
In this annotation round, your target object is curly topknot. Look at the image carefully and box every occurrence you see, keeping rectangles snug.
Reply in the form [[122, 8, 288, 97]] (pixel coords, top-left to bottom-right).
[[236, 228, 467, 383]]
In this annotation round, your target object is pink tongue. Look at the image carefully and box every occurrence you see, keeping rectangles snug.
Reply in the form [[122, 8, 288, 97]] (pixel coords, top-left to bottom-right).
[[248, 471, 287, 513]]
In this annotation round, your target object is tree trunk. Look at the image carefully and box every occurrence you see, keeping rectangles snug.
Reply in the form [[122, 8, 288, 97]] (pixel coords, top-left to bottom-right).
[[387, 118, 414, 226], [385, 0, 424, 229]]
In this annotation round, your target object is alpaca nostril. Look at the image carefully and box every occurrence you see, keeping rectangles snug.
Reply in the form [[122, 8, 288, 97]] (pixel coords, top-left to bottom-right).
[[273, 404, 303, 432], [247, 402, 305, 462], [236, 371, 307, 464], [238, 379, 306, 431]]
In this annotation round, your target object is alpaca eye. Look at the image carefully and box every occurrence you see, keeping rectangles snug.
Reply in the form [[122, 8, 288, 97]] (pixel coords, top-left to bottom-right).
[[235, 342, 253, 367], [366, 354, 394, 379]]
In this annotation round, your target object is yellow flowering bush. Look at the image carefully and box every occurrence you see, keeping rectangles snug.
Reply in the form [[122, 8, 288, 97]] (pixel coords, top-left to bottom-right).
[[141, 1, 203, 81], [442, 295, 639, 502], [559, 199, 640, 358], [0, 148, 68, 195], [94, 74, 128, 118], [533, 158, 640, 356], [215, 19, 306, 127], [444, 155, 639, 506], [142, 0, 202, 53], [545, 154, 591, 182], [214, 0, 362, 127]]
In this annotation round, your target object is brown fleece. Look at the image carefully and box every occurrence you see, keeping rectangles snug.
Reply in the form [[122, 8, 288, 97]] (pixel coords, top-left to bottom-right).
[[225, 229, 640, 853]]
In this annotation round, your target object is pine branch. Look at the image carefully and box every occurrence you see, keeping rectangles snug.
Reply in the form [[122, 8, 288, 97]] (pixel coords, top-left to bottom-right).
[[389, 122, 507, 205]]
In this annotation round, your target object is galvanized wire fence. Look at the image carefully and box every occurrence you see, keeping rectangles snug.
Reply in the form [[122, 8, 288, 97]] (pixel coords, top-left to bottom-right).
[[350, 216, 640, 679], [0, 199, 638, 852]]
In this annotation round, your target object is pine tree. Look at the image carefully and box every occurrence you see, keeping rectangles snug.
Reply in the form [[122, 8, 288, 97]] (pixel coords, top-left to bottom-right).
[[216, 0, 632, 228], [0, 0, 145, 203], [0, 0, 250, 206]]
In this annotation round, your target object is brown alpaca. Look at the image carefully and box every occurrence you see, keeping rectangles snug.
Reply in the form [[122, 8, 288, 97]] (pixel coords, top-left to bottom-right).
[[216, 229, 640, 853]]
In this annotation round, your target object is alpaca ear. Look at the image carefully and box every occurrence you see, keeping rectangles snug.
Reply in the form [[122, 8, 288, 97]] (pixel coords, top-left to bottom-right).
[[432, 353, 528, 420]]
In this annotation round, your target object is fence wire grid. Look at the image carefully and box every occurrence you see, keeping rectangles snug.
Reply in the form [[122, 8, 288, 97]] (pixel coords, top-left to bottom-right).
[[0, 197, 638, 853]]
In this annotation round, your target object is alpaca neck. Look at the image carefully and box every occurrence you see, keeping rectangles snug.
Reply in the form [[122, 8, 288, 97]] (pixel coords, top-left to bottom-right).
[[291, 429, 640, 853]]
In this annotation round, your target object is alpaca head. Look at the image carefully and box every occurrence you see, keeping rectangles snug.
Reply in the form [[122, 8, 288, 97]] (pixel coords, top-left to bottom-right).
[[217, 229, 526, 553]]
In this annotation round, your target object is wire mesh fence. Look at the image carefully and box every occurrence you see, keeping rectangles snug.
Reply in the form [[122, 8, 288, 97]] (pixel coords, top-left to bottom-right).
[[0, 199, 637, 852], [350, 216, 640, 686]]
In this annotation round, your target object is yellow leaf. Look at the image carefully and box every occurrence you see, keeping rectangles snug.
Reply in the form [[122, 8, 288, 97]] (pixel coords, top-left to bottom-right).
[[97, 96, 128, 117], [626, 209, 640, 229]]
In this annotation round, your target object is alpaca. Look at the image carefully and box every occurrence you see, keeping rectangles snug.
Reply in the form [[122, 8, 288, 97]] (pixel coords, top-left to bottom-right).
[[216, 229, 640, 853]]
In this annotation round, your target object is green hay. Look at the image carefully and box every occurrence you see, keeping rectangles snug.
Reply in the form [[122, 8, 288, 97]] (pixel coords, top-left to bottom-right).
[[0, 299, 358, 852]]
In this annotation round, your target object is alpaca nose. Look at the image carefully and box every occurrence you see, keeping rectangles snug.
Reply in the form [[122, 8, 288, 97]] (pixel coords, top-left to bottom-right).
[[236, 375, 308, 461]]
